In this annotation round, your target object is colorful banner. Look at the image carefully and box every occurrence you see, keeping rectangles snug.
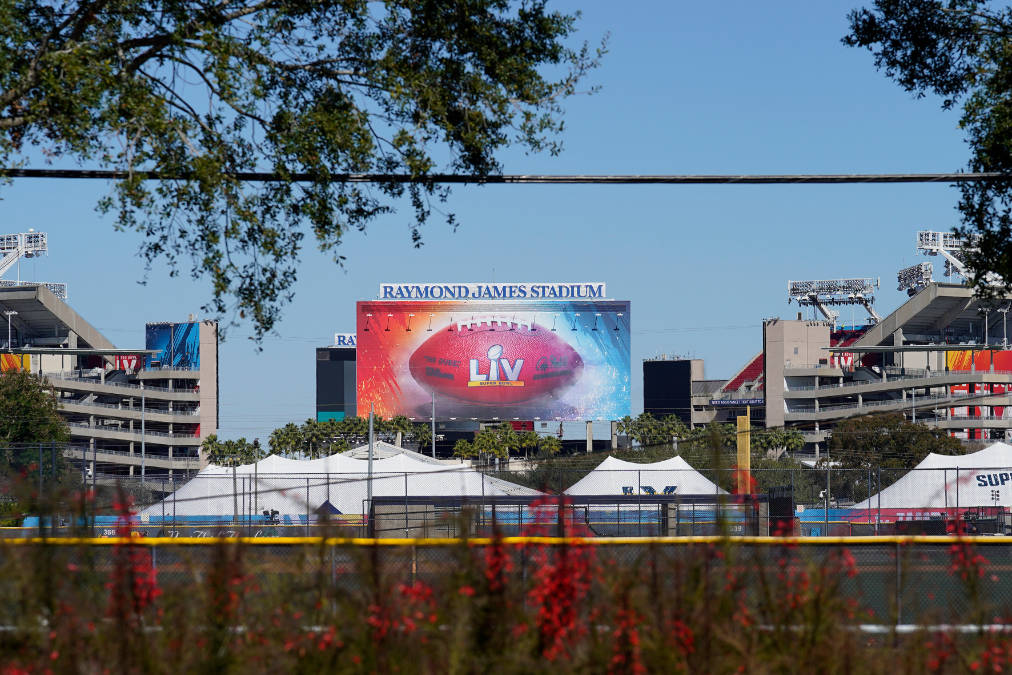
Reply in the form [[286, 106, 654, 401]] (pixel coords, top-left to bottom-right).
[[0, 353, 28, 372], [946, 350, 1012, 439], [356, 300, 631, 420], [944, 350, 1012, 372], [145, 322, 201, 369], [114, 354, 143, 372]]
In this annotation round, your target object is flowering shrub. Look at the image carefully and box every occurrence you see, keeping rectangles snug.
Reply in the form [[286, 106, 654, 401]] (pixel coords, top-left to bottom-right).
[[0, 490, 1010, 672]]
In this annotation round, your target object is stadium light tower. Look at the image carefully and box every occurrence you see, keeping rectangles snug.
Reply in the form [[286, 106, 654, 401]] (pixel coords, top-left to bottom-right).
[[787, 278, 882, 328], [0, 230, 68, 299], [897, 262, 933, 296], [0, 230, 46, 281], [916, 230, 1004, 285]]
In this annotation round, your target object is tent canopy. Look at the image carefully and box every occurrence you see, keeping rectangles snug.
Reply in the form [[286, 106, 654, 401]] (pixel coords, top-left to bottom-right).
[[851, 442, 1012, 510], [139, 443, 539, 521], [564, 455, 726, 496]]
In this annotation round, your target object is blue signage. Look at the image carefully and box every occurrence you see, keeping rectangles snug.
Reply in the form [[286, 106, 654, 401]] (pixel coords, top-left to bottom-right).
[[334, 333, 357, 348]]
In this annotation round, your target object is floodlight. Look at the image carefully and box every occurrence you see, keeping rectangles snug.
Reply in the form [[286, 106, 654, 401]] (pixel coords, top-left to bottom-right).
[[897, 262, 933, 295], [787, 277, 882, 324], [0, 231, 66, 299], [915, 230, 1000, 283]]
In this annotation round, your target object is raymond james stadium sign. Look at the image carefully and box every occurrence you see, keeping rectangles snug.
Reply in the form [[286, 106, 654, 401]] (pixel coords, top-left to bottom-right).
[[379, 282, 607, 300]]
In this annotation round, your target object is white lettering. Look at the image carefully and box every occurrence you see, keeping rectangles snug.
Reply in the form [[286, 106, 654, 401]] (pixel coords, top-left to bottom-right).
[[378, 282, 607, 300], [469, 359, 486, 382], [500, 358, 524, 381]]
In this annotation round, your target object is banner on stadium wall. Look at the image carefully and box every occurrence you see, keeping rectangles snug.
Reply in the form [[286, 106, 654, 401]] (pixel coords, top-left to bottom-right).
[[0, 353, 28, 372], [946, 350, 1012, 439], [114, 355, 143, 372], [356, 300, 631, 420], [829, 352, 854, 369], [945, 350, 1009, 371], [145, 322, 201, 369]]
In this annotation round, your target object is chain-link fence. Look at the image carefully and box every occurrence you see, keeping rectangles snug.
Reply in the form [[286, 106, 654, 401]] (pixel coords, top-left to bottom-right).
[[1, 538, 1010, 630], [3, 536, 1011, 670], [11, 462, 1012, 538]]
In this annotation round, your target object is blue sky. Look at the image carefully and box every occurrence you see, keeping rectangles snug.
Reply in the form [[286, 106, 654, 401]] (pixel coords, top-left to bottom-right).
[[1, 1, 971, 442]]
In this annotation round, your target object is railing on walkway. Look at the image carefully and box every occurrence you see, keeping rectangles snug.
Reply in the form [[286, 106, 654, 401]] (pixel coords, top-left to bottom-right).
[[59, 399, 200, 416], [44, 372, 195, 393]]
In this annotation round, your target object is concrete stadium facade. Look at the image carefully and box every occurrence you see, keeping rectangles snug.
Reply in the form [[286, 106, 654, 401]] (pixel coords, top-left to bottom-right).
[[0, 284, 217, 481]]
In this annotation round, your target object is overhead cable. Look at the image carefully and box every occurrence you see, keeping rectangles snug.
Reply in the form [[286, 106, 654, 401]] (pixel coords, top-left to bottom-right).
[[1, 169, 1006, 184]]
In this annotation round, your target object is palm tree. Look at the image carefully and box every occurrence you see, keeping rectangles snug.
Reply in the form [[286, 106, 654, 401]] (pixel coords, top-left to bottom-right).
[[538, 435, 562, 456], [268, 422, 302, 458], [387, 415, 414, 447], [518, 430, 540, 460], [300, 419, 326, 460]]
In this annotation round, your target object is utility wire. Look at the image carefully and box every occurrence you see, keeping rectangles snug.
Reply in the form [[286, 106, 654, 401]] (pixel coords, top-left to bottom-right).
[[1, 169, 1006, 184]]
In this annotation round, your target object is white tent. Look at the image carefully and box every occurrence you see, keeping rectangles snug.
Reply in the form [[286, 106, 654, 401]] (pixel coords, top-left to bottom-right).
[[564, 455, 726, 496], [851, 442, 1012, 510], [139, 442, 539, 522]]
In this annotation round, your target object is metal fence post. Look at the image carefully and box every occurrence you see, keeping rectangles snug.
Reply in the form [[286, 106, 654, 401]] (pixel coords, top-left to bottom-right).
[[868, 467, 872, 530], [232, 464, 239, 527], [877, 466, 881, 535], [637, 470, 642, 537], [241, 476, 246, 535], [895, 539, 902, 630], [306, 476, 310, 536], [825, 466, 830, 537]]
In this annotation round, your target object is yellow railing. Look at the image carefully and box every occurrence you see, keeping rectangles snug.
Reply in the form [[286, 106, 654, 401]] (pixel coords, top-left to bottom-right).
[[1, 535, 1011, 546]]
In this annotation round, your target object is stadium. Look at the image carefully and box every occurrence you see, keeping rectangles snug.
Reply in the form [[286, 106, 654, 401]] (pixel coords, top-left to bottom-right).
[[10, 228, 1012, 531], [0, 231, 218, 489], [649, 230, 1012, 458], [10, 229, 1012, 673]]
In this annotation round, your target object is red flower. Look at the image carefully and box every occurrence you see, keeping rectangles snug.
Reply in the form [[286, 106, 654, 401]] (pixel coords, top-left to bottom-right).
[[840, 548, 858, 578], [105, 495, 161, 624], [527, 540, 595, 661], [484, 538, 514, 592], [609, 607, 645, 675]]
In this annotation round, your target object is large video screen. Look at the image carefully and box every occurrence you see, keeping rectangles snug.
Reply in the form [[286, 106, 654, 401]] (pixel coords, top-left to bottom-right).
[[357, 301, 631, 420], [145, 322, 201, 369]]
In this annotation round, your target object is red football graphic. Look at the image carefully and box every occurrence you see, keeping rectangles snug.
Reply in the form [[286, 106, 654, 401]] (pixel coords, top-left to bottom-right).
[[409, 321, 583, 405]]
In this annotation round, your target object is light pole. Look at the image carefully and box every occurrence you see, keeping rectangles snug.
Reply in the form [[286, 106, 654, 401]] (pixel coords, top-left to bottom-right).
[[366, 403, 374, 522], [1000, 304, 1010, 349], [3, 310, 17, 350], [140, 381, 146, 484]]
